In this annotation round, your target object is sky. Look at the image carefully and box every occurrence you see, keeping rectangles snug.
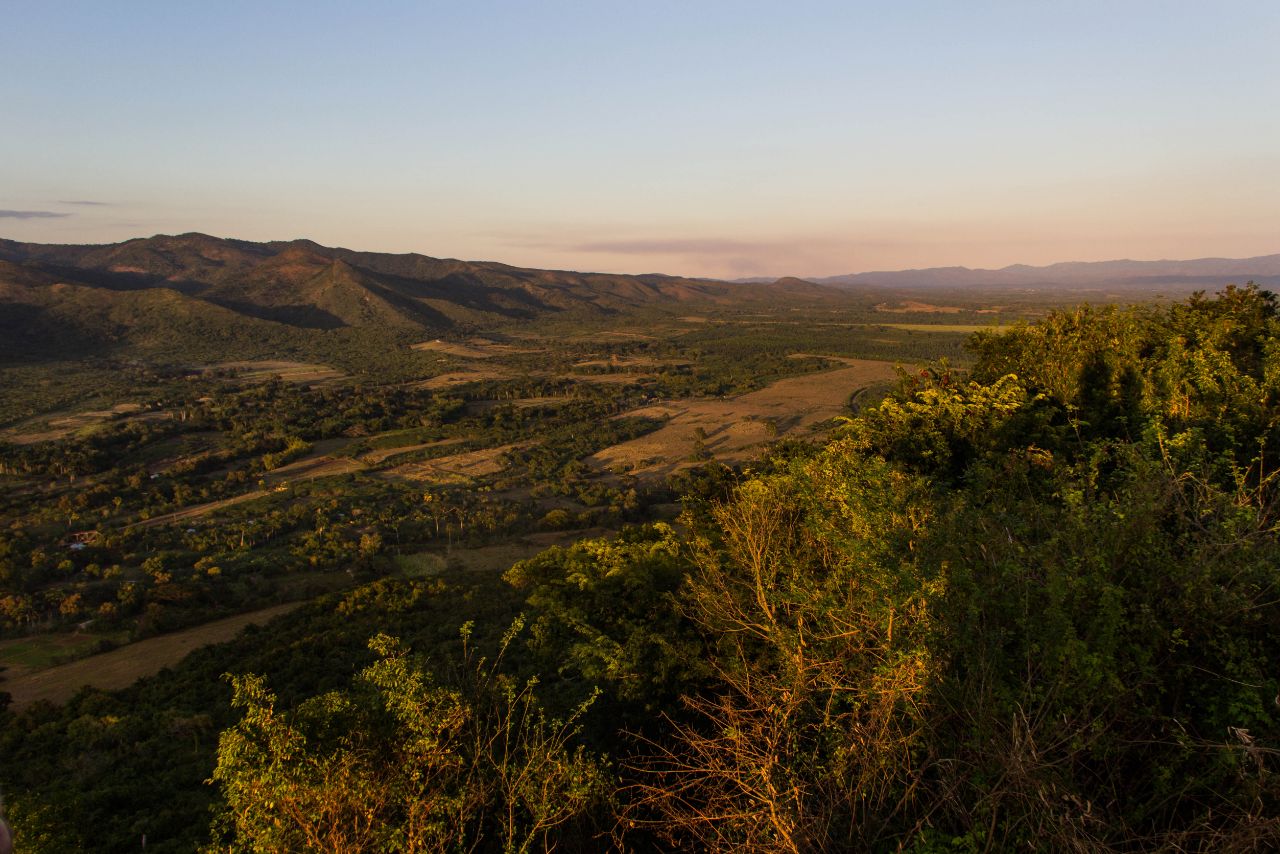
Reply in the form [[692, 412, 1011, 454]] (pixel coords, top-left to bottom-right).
[[2, 1, 1279, 278]]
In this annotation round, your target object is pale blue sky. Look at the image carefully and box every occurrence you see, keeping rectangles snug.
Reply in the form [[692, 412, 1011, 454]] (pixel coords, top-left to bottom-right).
[[3, 1, 1278, 277]]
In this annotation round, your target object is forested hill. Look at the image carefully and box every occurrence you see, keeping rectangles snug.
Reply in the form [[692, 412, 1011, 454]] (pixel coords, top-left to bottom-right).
[[0, 233, 834, 360]]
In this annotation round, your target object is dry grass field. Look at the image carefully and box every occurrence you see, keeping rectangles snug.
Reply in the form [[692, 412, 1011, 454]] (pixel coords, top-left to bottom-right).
[[3, 403, 173, 444], [412, 339, 500, 359], [411, 337, 544, 359], [874, 300, 965, 313], [268, 454, 365, 482], [565, 372, 655, 385], [380, 442, 527, 483], [414, 368, 512, 389], [573, 356, 676, 369], [0, 603, 301, 711], [590, 359, 899, 478], [212, 360, 346, 383]]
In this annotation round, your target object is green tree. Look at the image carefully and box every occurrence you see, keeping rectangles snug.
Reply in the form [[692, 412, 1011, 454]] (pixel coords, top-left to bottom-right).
[[209, 627, 606, 853]]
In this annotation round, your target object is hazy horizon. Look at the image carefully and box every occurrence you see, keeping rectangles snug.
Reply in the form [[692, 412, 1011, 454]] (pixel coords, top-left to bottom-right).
[[7, 228, 1280, 284], [3, 1, 1278, 278]]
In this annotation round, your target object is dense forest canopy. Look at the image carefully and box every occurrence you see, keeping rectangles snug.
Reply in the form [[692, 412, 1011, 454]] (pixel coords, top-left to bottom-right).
[[2, 286, 1278, 851]]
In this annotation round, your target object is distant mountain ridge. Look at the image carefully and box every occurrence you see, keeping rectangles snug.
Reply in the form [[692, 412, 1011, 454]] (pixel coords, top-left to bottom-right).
[[759, 253, 1280, 290], [0, 233, 833, 361]]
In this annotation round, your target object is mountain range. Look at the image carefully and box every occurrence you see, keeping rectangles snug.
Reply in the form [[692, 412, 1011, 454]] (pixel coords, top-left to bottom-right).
[[740, 254, 1280, 291], [0, 233, 827, 361], [4, 233, 1278, 364]]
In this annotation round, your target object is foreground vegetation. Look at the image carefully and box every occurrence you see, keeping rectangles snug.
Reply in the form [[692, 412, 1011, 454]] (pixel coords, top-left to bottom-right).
[[2, 288, 1278, 851]]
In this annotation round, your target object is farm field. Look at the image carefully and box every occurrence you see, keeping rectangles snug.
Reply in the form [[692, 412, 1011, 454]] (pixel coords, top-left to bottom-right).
[[0, 602, 301, 711]]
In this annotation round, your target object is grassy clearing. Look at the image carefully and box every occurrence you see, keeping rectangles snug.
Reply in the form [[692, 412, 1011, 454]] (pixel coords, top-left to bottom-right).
[[414, 368, 512, 389], [395, 552, 448, 578], [0, 630, 130, 676]]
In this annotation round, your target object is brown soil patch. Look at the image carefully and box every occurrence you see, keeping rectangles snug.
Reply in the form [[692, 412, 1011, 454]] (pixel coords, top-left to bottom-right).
[[1, 603, 301, 711], [589, 360, 898, 479]]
